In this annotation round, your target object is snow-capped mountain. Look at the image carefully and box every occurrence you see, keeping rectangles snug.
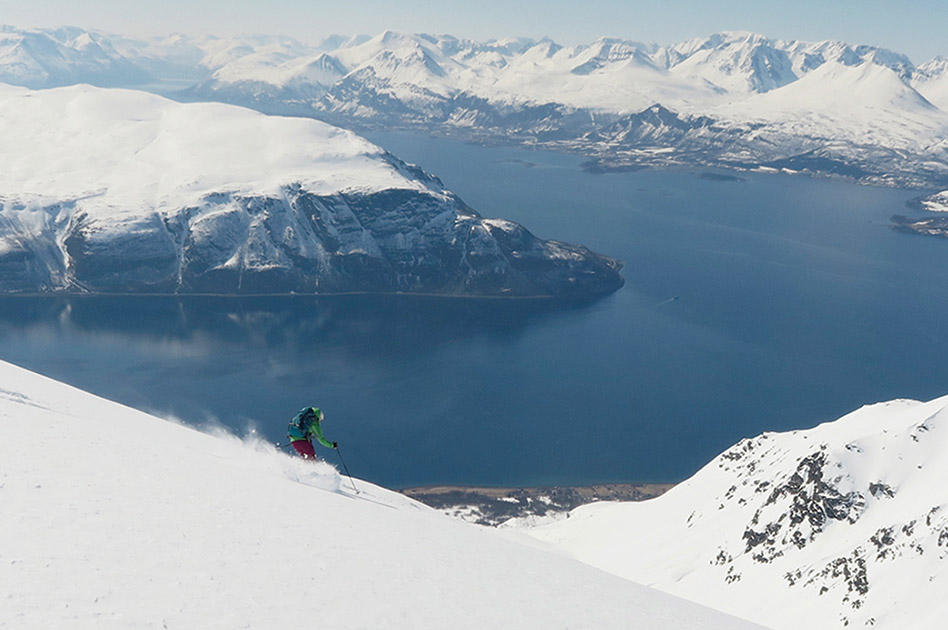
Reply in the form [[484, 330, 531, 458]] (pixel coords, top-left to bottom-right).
[[667, 32, 798, 95], [0, 84, 622, 296], [516, 394, 948, 630], [703, 60, 948, 187], [0, 25, 150, 88], [0, 358, 765, 629], [913, 56, 948, 111]]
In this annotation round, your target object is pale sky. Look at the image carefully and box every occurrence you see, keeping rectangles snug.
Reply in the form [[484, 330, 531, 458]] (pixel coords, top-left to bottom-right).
[[1, 0, 946, 63]]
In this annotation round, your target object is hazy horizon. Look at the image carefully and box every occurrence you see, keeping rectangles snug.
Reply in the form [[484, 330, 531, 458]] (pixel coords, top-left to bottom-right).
[[0, 0, 944, 64]]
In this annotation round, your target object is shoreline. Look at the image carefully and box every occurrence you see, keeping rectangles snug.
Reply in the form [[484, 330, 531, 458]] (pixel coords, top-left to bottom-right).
[[400, 482, 676, 527]]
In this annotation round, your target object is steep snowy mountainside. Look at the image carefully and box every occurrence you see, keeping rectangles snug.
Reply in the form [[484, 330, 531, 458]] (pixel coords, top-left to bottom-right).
[[781, 39, 915, 80], [714, 61, 948, 149], [0, 358, 766, 629], [519, 394, 948, 630], [214, 51, 346, 88], [0, 84, 623, 296], [913, 56, 948, 111], [667, 32, 798, 96], [485, 37, 723, 114]]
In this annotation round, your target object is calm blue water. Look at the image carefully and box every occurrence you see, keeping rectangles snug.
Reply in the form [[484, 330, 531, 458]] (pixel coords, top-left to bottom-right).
[[2, 132, 948, 488]]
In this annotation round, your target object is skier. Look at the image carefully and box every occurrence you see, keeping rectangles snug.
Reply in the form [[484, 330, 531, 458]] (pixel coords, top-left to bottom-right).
[[287, 406, 337, 460]]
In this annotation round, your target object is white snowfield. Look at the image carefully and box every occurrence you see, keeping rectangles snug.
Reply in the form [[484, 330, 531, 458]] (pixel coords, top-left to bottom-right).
[[0, 359, 764, 630], [518, 395, 948, 630], [713, 60, 948, 151], [0, 82, 427, 214]]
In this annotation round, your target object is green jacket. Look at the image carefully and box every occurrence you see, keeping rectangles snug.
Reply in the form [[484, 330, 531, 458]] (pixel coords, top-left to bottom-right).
[[288, 407, 335, 448]]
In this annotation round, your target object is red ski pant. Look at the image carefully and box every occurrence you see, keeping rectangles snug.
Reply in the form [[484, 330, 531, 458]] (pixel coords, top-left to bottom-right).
[[291, 440, 317, 459]]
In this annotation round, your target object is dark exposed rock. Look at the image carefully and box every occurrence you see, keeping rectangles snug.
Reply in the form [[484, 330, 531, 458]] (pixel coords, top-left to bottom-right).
[[743, 452, 865, 558], [869, 482, 896, 499], [1, 185, 624, 298]]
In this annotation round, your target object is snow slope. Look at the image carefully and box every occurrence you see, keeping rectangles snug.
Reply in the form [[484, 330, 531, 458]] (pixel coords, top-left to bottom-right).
[[0, 358, 764, 629], [713, 61, 948, 152], [518, 395, 948, 630], [913, 56, 948, 111]]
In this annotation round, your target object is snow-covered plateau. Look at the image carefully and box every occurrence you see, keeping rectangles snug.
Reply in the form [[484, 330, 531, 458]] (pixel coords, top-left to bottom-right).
[[514, 394, 948, 630], [3, 26, 947, 188], [0, 358, 764, 629], [0, 83, 622, 296]]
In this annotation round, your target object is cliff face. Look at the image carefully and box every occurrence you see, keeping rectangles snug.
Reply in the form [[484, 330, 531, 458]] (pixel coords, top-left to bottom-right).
[[0, 85, 622, 297], [48, 188, 623, 296]]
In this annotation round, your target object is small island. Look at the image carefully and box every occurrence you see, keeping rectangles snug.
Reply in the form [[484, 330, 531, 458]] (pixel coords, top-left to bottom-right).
[[890, 190, 948, 238]]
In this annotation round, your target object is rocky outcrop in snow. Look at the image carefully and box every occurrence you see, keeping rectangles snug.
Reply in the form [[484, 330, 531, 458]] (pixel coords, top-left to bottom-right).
[[520, 395, 948, 630]]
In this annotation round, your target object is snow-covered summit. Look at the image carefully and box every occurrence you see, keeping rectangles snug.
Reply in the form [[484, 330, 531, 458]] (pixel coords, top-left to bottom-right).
[[0, 358, 764, 629], [0, 83, 423, 208], [518, 394, 948, 630], [668, 31, 798, 95]]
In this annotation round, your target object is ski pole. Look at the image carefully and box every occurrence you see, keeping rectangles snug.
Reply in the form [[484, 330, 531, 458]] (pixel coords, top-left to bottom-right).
[[274, 442, 293, 450], [335, 445, 359, 494]]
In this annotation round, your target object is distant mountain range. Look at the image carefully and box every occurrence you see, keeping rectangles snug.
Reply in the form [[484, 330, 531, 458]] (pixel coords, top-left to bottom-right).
[[2, 26, 947, 189]]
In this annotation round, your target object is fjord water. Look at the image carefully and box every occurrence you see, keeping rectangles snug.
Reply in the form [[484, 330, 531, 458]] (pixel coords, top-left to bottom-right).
[[3, 133, 948, 488]]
